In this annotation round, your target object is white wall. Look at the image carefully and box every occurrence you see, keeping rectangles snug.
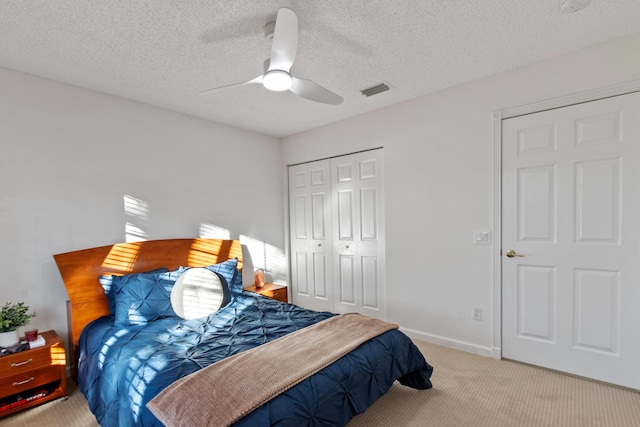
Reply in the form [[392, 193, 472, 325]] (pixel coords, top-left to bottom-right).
[[282, 32, 640, 355], [0, 68, 283, 348]]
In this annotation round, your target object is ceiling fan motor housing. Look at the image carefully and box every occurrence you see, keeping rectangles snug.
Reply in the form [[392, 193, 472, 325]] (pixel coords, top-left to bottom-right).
[[263, 69, 292, 91]]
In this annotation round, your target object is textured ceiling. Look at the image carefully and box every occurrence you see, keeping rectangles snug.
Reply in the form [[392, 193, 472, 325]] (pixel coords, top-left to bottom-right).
[[1, 1, 640, 137]]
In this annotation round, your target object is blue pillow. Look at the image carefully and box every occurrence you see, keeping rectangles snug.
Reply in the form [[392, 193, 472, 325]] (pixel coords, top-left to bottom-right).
[[100, 268, 169, 316], [113, 268, 185, 326], [204, 258, 243, 296]]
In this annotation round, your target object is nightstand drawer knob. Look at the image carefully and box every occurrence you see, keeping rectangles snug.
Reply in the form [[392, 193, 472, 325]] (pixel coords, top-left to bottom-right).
[[11, 358, 33, 367], [13, 376, 35, 386]]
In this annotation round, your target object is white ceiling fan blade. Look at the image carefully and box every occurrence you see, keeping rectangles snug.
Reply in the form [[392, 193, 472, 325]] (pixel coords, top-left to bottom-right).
[[290, 77, 343, 105], [199, 75, 263, 95], [268, 8, 298, 72]]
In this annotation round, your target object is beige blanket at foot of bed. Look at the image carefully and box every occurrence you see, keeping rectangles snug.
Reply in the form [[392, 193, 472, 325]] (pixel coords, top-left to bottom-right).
[[147, 312, 398, 427]]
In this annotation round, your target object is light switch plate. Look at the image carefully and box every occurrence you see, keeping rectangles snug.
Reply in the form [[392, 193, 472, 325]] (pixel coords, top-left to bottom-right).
[[474, 229, 491, 245]]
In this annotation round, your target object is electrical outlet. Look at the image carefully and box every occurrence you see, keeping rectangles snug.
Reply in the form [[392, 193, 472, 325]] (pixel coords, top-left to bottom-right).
[[472, 307, 482, 321]]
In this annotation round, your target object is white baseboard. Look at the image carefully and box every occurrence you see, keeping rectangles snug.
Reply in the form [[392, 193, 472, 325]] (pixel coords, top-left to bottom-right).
[[491, 346, 502, 360], [400, 327, 495, 358]]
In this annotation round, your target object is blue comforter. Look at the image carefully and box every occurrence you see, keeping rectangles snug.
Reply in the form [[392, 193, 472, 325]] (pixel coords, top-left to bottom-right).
[[78, 292, 433, 426]]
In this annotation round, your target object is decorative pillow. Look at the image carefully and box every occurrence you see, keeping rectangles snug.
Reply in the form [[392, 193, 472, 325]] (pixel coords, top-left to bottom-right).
[[204, 258, 243, 296], [99, 268, 169, 316], [113, 268, 185, 326], [170, 268, 230, 319]]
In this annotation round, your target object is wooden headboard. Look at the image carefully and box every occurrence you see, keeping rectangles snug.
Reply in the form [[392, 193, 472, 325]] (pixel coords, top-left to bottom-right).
[[54, 238, 242, 378]]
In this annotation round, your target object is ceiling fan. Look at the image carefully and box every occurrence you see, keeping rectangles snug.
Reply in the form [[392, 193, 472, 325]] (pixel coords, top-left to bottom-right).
[[199, 8, 343, 105]]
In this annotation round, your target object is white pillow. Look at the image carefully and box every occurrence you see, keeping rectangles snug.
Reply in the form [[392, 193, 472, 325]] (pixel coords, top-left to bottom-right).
[[171, 268, 228, 319]]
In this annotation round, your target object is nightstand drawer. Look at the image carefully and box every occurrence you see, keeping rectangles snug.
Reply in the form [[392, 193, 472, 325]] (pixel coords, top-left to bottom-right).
[[244, 283, 288, 302], [0, 366, 61, 396], [264, 286, 287, 302], [0, 346, 52, 377]]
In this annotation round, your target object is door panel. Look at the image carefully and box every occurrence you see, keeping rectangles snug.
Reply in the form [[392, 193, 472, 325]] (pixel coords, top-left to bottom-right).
[[362, 256, 380, 309], [293, 196, 306, 238], [331, 150, 385, 318], [573, 268, 619, 354], [575, 158, 621, 243], [517, 265, 555, 342], [502, 91, 640, 390], [337, 190, 354, 240], [518, 165, 555, 241], [312, 252, 329, 299], [338, 254, 355, 305], [288, 160, 332, 312], [294, 252, 309, 295], [289, 149, 385, 319], [360, 188, 378, 240]]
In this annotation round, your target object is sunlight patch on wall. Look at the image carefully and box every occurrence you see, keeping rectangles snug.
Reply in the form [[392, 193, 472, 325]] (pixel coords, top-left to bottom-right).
[[265, 243, 286, 281], [199, 223, 231, 239], [124, 195, 149, 218], [124, 195, 149, 243], [125, 223, 147, 242], [239, 234, 286, 284]]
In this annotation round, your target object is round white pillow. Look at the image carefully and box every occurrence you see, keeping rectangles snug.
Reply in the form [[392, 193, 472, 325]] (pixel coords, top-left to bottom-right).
[[171, 268, 228, 319]]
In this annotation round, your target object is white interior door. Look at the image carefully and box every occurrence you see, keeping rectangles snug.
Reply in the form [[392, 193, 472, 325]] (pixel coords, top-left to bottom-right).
[[502, 91, 640, 389], [288, 159, 333, 312], [331, 150, 385, 319]]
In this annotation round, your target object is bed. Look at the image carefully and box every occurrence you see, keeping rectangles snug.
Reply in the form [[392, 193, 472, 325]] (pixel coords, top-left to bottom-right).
[[54, 238, 433, 426]]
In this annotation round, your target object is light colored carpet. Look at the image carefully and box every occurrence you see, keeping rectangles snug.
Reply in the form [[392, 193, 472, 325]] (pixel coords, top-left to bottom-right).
[[349, 340, 640, 427], [2, 340, 639, 426]]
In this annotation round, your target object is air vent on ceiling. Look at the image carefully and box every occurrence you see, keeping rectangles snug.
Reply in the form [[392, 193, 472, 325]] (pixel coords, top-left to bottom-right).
[[361, 82, 390, 97], [559, 0, 591, 13]]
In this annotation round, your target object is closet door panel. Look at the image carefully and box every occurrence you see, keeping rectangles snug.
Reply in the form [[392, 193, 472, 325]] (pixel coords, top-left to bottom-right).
[[332, 150, 385, 319], [289, 150, 384, 319], [360, 188, 378, 240], [289, 160, 333, 312], [362, 256, 380, 309], [294, 252, 309, 295], [338, 254, 356, 305], [337, 190, 355, 240], [353, 150, 385, 319], [312, 252, 329, 299]]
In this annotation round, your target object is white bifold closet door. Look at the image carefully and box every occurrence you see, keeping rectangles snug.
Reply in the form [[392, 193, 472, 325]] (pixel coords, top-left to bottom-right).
[[288, 149, 385, 319]]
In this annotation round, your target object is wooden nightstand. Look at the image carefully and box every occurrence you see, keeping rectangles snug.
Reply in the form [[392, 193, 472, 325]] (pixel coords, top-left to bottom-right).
[[0, 330, 67, 417], [244, 283, 288, 303]]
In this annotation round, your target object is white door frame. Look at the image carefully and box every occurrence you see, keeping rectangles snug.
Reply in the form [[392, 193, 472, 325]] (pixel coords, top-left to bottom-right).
[[491, 80, 640, 360]]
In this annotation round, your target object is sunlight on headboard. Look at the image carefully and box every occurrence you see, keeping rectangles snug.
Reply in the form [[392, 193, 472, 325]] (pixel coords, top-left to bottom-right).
[[53, 238, 242, 379]]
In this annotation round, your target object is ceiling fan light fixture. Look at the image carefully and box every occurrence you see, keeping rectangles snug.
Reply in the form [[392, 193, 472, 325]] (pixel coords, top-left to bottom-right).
[[263, 70, 292, 91]]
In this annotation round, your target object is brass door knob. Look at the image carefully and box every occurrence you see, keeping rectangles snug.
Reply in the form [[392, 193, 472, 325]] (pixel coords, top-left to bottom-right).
[[505, 249, 524, 258]]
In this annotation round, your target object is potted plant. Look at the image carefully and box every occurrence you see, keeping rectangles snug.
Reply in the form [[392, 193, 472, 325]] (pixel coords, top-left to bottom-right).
[[0, 301, 36, 347]]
